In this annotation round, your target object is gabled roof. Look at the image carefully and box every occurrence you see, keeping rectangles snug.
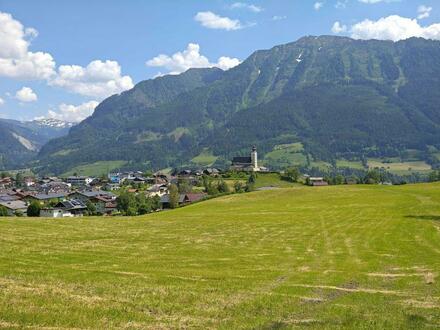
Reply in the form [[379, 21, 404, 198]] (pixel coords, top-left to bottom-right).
[[160, 194, 186, 204], [184, 193, 207, 203], [232, 156, 252, 164], [72, 190, 115, 198], [0, 200, 27, 210], [0, 194, 20, 202], [32, 192, 68, 200], [56, 199, 87, 210]]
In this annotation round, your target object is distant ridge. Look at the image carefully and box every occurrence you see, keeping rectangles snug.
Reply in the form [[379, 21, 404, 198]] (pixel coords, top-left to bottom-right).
[[26, 35, 440, 174]]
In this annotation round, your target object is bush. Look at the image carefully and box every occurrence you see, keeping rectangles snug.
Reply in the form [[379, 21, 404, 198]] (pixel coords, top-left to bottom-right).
[[27, 202, 41, 217], [169, 184, 180, 209], [234, 181, 245, 193], [0, 206, 8, 217]]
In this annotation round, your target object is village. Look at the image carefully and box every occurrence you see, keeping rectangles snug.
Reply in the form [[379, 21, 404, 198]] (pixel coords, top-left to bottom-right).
[[0, 146, 344, 218]]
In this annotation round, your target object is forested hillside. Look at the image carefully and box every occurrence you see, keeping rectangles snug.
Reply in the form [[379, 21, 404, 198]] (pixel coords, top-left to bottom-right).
[[36, 36, 440, 174]]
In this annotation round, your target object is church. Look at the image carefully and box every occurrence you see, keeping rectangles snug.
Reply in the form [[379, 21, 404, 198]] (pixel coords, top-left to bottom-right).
[[230, 146, 263, 172]]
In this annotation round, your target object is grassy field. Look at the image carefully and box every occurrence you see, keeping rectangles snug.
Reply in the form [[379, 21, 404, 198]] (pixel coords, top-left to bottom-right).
[[336, 159, 365, 170], [368, 159, 432, 174], [1, 184, 440, 328], [263, 143, 308, 168], [61, 160, 127, 177], [254, 172, 299, 189], [191, 149, 218, 167]]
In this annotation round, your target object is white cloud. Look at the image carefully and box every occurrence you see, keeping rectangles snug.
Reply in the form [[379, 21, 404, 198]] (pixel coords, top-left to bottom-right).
[[230, 2, 263, 13], [0, 11, 55, 80], [49, 60, 134, 99], [0, 97, 4, 106], [314, 2, 324, 10], [350, 15, 440, 41], [15, 87, 37, 102], [335, 0, 348, 9], [146, 43, 241, 75], [272, 15, 287, 21], [47, 101, 99, 123], [332, 21, 347, 33], [418, 5, 432, 20], [194, 11, 244, 30], [216, 56, 241, 70]]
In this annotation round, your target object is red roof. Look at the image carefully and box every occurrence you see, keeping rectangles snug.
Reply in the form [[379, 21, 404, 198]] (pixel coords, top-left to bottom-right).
[[184, 193, 207, 203]]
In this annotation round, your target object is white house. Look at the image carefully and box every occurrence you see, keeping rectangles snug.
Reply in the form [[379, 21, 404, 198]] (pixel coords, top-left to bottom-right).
[[40, 208, 73, 218], [65, 176, 94, 186]]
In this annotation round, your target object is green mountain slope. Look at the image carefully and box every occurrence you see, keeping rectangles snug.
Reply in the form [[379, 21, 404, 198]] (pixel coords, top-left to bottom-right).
[[37, 36, 440, 174]]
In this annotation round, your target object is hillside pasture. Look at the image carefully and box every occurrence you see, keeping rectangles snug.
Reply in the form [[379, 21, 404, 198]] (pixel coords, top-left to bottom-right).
[[61, 160, 127, 177], [368, 159, 432, 174], [0, 184, 440, 328]]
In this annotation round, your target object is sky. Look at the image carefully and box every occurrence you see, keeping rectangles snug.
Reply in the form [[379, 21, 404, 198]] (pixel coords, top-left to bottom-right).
[[0, 0, 439, 122]]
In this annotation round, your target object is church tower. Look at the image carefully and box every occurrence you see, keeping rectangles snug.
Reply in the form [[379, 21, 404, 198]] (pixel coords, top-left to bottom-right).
[[251, 146, 258, 170]]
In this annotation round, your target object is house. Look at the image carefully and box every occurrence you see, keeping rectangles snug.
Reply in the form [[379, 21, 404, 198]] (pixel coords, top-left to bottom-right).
[[40, 181, 71, 194], [146, 184, 169, 197], [39, 199, 87, 218], [203, 168, 220, 176], [40, 208, 73, 218], [104, 183, 120, 191], [132, 176, 148, 184], [160, 194, 186, 209], [0, 200, 27, 216], [54, 200, 87, 216], [160, 193, 207, 209], [230, 146, 261, 172], [89, 195, 117, 215], [0, 192, 20, 202], [152, 173, 170, 184], [65, 176, 94, 186], [308, 177, 328, 186], [108, 172, 123, 184], [23, 177, 36, 187], [182, 193, 207, 204], [69, 190, 116, 215], [0, 177, 13, 189], [68, 190, 115, 204], [25, 192, 68, 204]]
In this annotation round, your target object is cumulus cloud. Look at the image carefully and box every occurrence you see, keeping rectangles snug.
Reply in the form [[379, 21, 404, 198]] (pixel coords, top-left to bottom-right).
[[49, 60, 134, 99], [314, 2, 324, 10], [0, 97, 4, 106], [15, 87, 37, 102], [350, 15, 440, 41], [194, 11, 244, 30], [47, 101, 99, 123], [418, 5, 432, 20], [230, 2, 263, 13], [0, 11, 55, 80], [332, 21, 347, 33], [146, 43, 241, 75]]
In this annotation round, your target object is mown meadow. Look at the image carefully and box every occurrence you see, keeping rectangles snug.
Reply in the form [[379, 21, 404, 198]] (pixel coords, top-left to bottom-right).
[[0, 183, 439, 329]]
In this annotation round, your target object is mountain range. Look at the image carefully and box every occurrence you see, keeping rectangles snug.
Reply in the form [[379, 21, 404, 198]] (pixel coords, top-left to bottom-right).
[[0, 118, 74, 170], [4, 35, 440, 174]]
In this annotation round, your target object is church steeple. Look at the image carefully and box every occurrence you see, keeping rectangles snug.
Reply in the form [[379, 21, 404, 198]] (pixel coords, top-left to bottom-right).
[[251, 146, 258, 170]]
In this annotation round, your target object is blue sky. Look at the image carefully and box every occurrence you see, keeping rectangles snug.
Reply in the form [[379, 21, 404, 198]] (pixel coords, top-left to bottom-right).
[[0, 0, 438, 122]]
